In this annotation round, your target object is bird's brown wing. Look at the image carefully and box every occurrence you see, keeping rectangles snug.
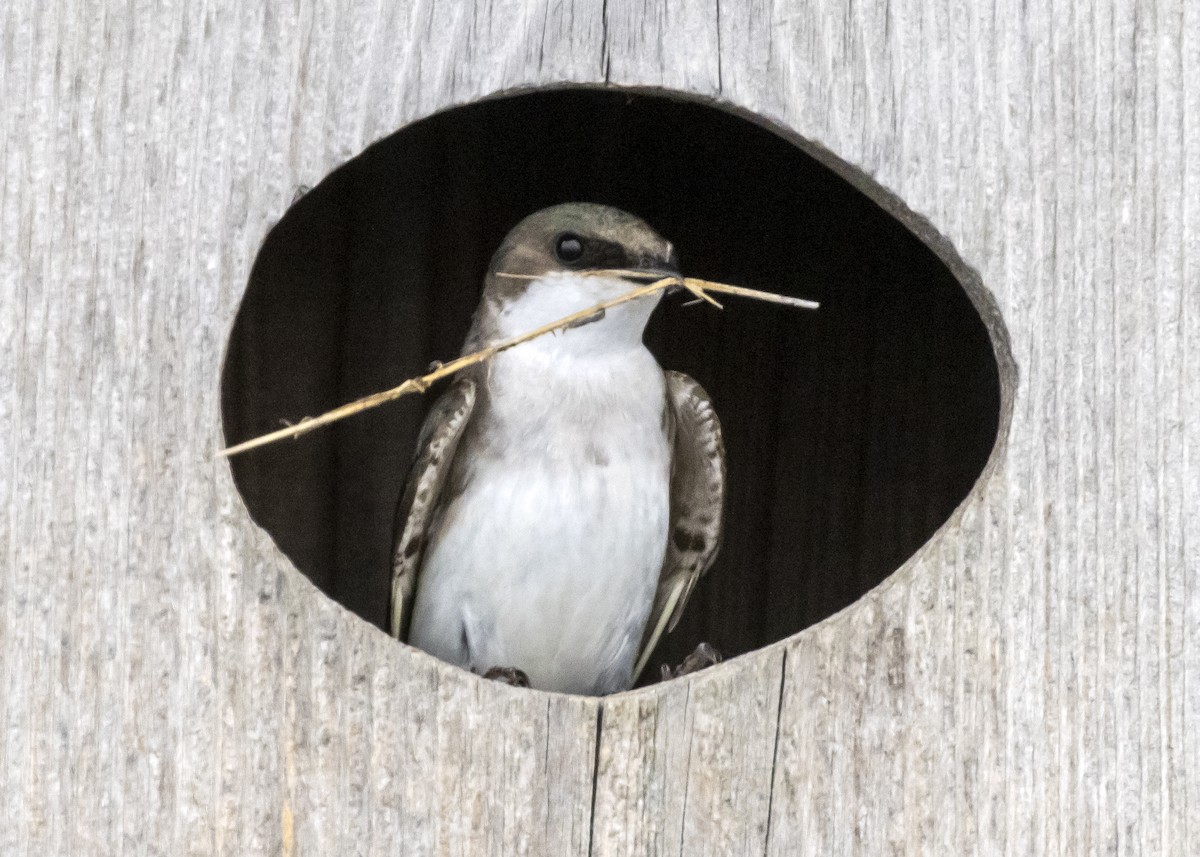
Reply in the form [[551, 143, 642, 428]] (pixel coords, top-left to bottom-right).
[[389, 376, 477, 640], [632, 371, 726, 681]]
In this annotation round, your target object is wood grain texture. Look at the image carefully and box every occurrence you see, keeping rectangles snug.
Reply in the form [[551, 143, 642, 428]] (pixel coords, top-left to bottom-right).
[[1, 0, 1195, 855]]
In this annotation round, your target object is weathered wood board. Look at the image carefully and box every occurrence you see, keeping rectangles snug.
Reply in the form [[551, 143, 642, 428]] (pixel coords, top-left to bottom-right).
[[1, 0, 1196, 854]]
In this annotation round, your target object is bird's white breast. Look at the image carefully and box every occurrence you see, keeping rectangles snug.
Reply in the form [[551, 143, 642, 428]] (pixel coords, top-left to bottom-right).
[[407, 318, 672, 695]]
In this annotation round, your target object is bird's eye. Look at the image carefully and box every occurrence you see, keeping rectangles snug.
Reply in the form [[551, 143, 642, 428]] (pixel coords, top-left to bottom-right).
[[554, 233, 585, 263]]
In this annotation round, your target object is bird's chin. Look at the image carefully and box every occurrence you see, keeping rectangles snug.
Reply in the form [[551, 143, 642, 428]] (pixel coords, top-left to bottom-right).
[[494, 272, 660, 343]]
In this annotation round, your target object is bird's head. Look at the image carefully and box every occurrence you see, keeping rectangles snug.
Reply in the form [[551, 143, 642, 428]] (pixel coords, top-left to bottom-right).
[[476, 203, 679, 347]]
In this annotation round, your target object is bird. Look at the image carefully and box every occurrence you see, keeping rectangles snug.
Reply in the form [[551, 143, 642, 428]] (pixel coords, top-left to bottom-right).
[[388, 202, 725, 695]]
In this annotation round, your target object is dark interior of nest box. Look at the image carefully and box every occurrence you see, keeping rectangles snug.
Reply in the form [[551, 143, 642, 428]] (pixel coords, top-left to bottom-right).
[[222, 89, 1002, 685]]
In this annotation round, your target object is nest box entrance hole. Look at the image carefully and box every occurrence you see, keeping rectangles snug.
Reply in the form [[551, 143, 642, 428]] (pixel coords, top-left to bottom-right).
[[221, 88, 1005, 684]]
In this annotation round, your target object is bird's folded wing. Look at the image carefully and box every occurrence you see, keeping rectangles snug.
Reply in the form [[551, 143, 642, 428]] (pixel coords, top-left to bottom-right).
[[633, 371, 726, 682], [389, 376, 477, 640]]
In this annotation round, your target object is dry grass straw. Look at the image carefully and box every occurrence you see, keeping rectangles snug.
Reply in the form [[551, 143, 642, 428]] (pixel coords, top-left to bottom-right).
[[218, 273, 818, 459]]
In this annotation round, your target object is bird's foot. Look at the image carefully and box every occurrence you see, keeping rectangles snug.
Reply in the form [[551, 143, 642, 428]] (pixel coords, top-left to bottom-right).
[[661, 642, 723, 682], [482, 666, 531, 688]]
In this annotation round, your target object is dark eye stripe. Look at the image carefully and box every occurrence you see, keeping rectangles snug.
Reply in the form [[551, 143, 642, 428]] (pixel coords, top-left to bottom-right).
[[585, 238, 630, 270], [553, 233, 630, 269]]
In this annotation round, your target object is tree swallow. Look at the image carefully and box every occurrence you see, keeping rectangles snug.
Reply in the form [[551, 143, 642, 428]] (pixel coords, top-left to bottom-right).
[[389, 203, 725, 695]]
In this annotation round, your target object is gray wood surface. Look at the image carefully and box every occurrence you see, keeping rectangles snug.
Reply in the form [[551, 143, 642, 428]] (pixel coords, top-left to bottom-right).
[[1, 0, 1196, 854]]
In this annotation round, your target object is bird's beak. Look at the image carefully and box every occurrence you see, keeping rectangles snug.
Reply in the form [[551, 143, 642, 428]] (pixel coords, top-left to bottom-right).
[[627, 269, 685, 296], [635, 243, 683, 292]]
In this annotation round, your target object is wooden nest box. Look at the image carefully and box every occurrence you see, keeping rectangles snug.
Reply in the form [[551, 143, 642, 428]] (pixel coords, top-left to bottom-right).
[[4, 1, 1196, 854]]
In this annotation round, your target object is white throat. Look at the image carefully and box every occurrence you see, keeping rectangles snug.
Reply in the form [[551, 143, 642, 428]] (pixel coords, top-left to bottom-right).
[[491, 272, 661, 355]]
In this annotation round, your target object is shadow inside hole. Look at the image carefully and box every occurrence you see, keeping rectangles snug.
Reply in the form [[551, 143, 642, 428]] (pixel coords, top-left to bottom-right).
[[221, 89, 1001, 685]]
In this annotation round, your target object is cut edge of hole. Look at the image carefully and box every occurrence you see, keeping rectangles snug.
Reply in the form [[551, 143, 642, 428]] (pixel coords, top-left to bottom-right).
[[221, 82, 1017, 701]]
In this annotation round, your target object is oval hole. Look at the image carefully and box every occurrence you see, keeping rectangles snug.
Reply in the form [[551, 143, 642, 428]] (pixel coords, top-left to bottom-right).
[[221, 89, 1004, 684]]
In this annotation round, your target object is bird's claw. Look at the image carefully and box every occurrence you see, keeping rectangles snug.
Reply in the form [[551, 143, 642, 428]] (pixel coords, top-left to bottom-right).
[[482, 666, 531, 687], [661, 642, 723, 681]]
